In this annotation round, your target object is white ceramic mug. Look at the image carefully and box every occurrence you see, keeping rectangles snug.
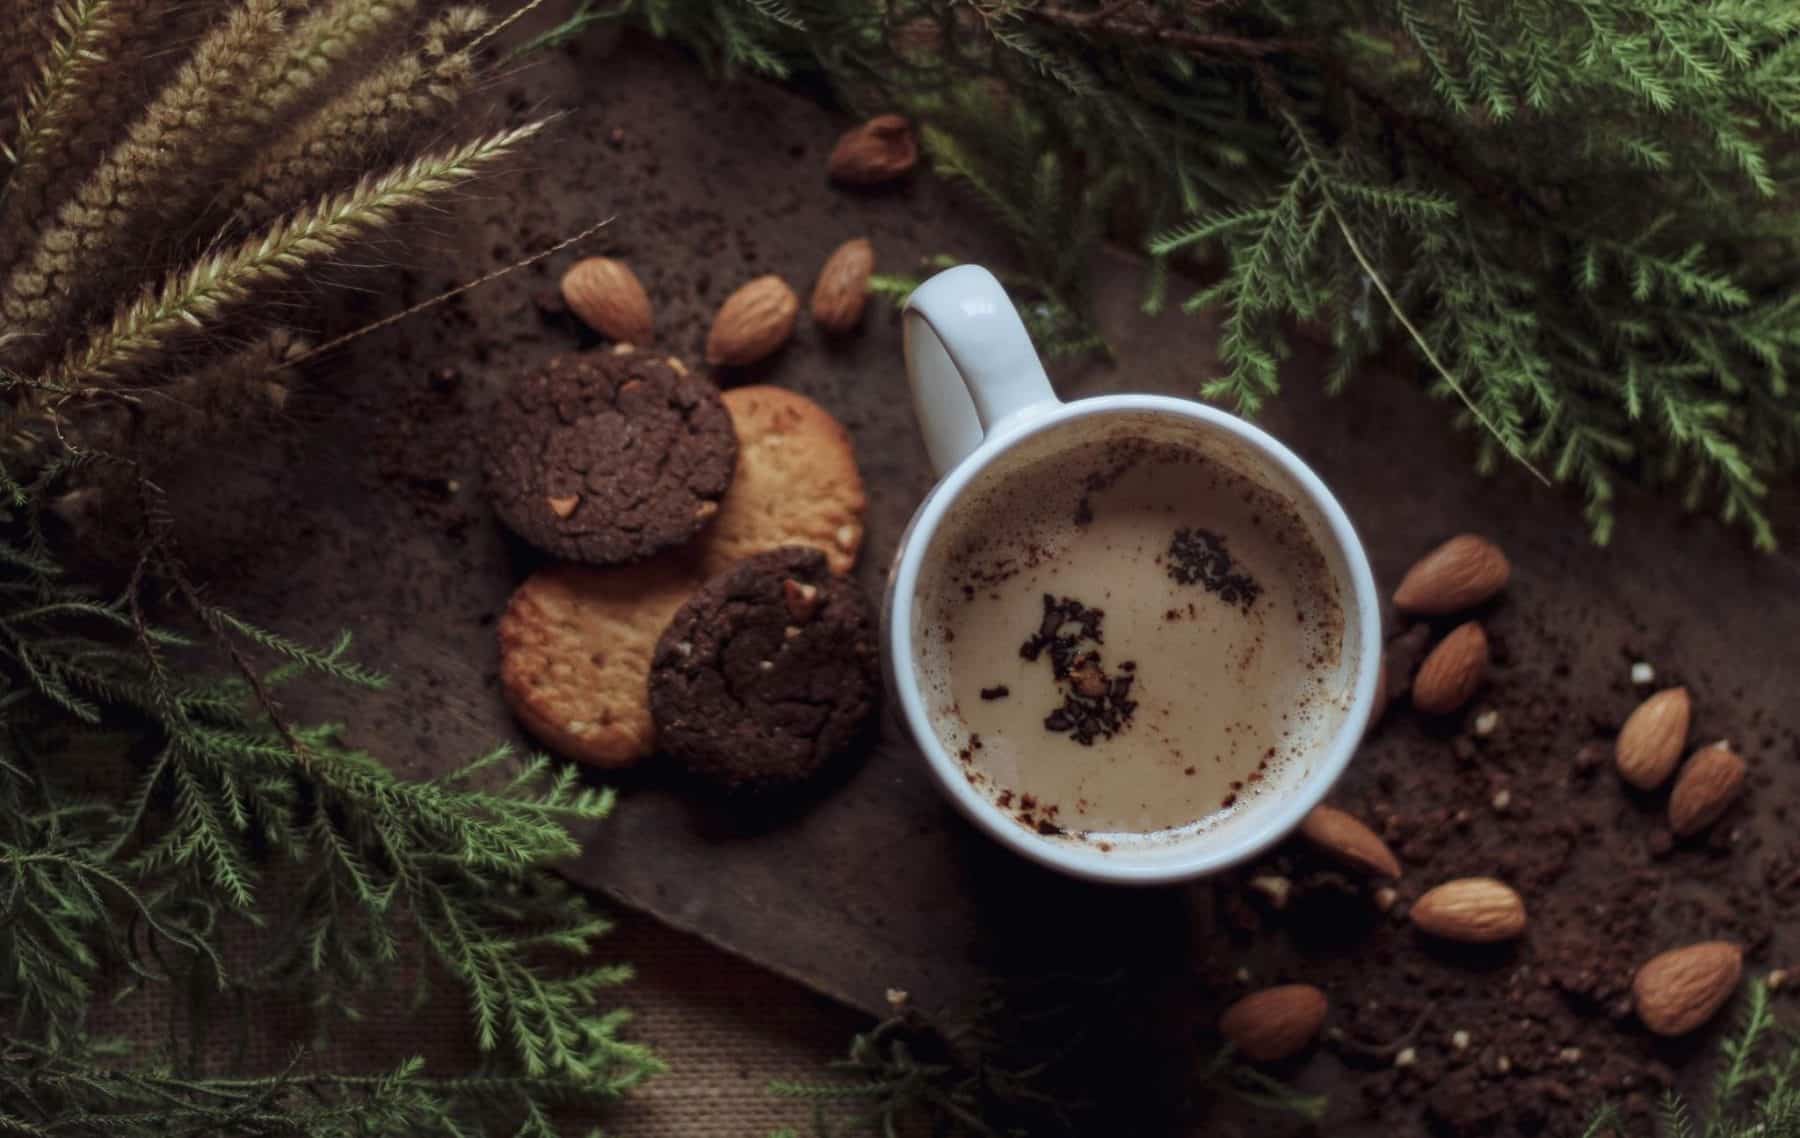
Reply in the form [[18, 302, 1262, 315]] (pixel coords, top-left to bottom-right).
[[883, 265, 1382, 885]]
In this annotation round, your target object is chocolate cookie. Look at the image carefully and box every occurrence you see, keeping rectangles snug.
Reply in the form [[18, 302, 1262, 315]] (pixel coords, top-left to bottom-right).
[[650, 547, 877, 790], [486, 346, 736, 564]]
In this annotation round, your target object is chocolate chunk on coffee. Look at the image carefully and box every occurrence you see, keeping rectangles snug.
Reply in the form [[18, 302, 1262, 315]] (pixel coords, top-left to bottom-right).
[[1020, 593, 1106, 678], [1019, 594, 1137, 746], [1167, 527, 1261, 611]]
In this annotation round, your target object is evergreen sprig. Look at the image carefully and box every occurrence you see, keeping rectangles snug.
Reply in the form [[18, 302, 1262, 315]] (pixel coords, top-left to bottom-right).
[[0, 4, 655, 1128], [769, 1009, 1079, 1137], [1582, 978, 1800, 1138], [0, 464, 658, 1124], [598, 0, 1800, 547], [0, 1043, 622, 1138], [769, 989, 1328, 1137]]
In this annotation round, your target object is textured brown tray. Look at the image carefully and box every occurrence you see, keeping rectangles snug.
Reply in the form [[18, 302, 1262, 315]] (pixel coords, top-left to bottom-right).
[[170, 26, 1800, 1078]]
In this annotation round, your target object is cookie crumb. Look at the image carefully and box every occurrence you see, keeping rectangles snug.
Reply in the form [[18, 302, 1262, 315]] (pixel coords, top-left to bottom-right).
[[1249, 875, 1291, 909]]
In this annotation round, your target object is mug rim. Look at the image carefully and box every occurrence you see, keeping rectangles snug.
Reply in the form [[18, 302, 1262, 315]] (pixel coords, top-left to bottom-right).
[[887, 393, 1382, 885]]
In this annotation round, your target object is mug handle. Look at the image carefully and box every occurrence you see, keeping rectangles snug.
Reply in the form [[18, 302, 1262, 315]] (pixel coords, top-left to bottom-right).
[[902, 265, 1060, 476]]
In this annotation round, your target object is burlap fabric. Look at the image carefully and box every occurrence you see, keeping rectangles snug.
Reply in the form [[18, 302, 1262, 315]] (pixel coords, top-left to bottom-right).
[[87, 904, 862, 1136], [601, 913, 866, 1135]]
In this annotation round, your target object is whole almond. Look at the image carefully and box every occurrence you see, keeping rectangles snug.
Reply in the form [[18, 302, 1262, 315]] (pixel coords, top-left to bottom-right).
[[1411, 622, 1487, 715], [1219, 984, 1328, 1062], [706, 275, 799, 366], [1615, 687, 1691, 790], [1299, 804, 1401, 879], [560, 257, 653, 345], [1393, 535, 1511, 615], [811, 238, 876, 333], [1633, 942, 1741, 1036], [1668, 741, 1746, 836], [827, 114, 918, 185], [1410, 877, 1526, 943]]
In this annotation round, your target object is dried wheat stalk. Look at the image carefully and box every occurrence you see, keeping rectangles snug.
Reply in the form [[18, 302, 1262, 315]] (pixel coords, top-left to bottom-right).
[[235, 6, 492, 227], [48, 121, 547, 390], [0, 0, 163, 268], [2, 0, 289, 360], [0, 0, 556, 472]]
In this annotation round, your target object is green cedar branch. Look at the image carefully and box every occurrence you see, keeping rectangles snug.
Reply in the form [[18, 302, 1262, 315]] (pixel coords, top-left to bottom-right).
[[597, 0, 1800, 548]]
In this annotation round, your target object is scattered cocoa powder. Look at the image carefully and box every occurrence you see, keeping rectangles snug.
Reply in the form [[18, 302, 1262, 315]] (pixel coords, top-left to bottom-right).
[[1195, 605, 1785, 1136]]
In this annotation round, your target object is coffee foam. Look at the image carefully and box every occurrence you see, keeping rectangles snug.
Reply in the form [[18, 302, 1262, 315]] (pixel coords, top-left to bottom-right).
[[911, 412, 1352, 849]]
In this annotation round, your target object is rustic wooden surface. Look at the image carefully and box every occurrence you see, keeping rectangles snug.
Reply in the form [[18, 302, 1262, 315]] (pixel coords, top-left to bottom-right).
[[168, 26, 1800, 1117]]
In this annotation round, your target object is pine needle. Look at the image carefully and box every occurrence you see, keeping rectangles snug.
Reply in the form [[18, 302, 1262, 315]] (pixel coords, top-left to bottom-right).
[[617, 0, 1800, 547], [1279, 110, 1549, 484], [0, 14, 654, 1127]]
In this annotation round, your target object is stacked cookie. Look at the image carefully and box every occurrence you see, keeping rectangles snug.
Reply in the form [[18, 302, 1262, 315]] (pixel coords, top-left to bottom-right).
[[487, 344, 878, 791]]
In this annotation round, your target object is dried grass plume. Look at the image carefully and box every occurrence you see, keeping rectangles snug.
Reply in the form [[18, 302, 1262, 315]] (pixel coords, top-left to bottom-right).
[[0, 0, 552, 473]]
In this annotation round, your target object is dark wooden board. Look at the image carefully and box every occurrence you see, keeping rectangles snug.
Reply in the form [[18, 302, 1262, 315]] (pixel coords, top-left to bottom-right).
[[166, 25, 1800, 1120]]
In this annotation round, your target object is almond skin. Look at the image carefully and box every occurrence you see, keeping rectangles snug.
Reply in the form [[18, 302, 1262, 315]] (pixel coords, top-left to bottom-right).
[[1411, 622, 1487, 715], [1393, 535, 1511, 615], [1299, 805, 1401, 879], [1219, 984, 1328, 1062], [706, 275, 799, 366], [811, 238, 876, 333], [1668, 742, 1746, 836], [1615, 687, 1692, 790], [1634, 942, 1741, 1036], [827, 114, 918, 185], [1410, 877, 1526, 943], [560, 257, 653, 345]]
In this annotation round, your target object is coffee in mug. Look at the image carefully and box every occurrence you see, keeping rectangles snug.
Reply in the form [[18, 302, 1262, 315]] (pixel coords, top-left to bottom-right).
[[888, 264, 1380, 883], [913, 415, 1345, 843]]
